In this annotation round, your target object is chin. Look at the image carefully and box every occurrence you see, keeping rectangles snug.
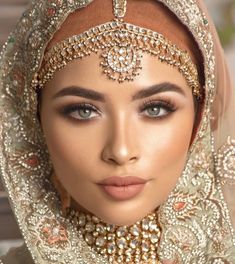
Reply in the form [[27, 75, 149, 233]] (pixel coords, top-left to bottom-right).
[[102, 215, 142, 226], [91, 202, 158, 226]]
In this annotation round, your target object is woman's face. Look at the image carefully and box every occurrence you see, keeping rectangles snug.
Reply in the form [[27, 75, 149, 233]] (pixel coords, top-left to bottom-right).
[[40, 53, 195, 226]]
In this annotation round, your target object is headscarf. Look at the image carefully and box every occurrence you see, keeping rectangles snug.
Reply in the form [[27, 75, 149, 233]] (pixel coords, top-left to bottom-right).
[[0, 0, 234, 263]]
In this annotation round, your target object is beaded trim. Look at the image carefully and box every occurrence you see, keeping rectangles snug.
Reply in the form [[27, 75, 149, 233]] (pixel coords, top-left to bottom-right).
[[113, 0, 127, 18]]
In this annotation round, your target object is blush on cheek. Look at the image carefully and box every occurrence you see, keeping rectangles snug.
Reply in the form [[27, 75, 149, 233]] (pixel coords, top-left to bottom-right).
[[151, 115, 194, 196]]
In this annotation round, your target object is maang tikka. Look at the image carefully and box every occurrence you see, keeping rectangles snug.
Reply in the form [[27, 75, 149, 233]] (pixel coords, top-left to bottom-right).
[[33, 0, 201, 99]]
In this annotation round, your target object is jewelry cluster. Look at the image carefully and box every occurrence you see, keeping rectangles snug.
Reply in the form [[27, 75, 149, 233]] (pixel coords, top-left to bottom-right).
[[33, 18, 201, 99], [69, 210, 161, 263]]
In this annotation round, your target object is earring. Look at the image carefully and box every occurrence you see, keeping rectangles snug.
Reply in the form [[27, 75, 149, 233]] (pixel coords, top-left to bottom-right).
[[51, 171, 71, 216]]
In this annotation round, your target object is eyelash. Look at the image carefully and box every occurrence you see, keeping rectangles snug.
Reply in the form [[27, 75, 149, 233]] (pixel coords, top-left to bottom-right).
[[61, 103, 99, 121], [140, 98, 176, 119], [60, 98, 177, 121]]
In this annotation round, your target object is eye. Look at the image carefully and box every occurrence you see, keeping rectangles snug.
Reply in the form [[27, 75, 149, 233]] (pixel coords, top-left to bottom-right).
[[61, 103, 100, 120], [140, 99, 176, 119]]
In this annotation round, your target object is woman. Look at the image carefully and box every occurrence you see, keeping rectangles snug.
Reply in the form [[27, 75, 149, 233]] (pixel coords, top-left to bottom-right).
[[0, 0, 234, 263]]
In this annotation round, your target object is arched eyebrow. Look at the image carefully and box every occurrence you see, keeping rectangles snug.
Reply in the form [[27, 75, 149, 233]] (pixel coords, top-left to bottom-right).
[[132, 82, 186, 100], [52, 82, 186, 102]]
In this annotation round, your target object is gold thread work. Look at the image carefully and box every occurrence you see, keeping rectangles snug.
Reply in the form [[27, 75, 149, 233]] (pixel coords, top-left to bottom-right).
[[113, 0, 127, 18]]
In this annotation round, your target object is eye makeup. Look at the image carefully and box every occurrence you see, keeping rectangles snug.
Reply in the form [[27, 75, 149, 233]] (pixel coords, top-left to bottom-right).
[[59, 102, 101, 121], [139, 98, 177, 119], [58, 95, 178, 122]]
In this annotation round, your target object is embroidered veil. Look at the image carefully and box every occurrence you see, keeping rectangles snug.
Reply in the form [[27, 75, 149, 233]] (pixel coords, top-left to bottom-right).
[[0, 0, 235, 263]]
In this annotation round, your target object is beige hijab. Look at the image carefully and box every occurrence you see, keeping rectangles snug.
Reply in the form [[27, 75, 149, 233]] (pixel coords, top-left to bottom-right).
[[198, 0, 235, 227]]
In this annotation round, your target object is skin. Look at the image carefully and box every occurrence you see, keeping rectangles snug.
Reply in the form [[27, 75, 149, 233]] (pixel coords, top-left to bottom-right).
[[40, 52, 195, 226]]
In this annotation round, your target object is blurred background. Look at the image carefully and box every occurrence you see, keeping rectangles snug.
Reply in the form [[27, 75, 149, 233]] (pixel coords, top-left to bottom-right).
[[0, 0, 235, 257]]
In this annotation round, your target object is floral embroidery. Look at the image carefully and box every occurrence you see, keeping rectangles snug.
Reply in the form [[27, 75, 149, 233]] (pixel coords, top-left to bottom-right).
[[39, 218, 69, 248], [216, 137, 235, 181]]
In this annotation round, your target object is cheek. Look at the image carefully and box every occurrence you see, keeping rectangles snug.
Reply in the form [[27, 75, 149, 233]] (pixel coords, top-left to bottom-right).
[[148, 119, 192, 170], [42, 116, 101, 176], [140, 108, 194, 202]]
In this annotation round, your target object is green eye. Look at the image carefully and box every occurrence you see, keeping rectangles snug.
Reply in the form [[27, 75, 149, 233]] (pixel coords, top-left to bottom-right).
[[141, 100, 176, 119], [78, 108, 93, 119], [62, 103, 100, 120], [146, 106, 160, 116]]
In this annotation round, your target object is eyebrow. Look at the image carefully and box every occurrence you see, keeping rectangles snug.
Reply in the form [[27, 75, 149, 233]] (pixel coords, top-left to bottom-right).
[[53, 82, 186, 101]]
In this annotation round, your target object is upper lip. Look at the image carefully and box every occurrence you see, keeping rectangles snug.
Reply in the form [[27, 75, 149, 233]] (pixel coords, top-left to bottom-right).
[[98, 176, 148, 186]]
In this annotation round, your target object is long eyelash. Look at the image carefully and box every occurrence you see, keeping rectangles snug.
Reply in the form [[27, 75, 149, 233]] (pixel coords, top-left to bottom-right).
[[140, 98, 177, 112], [62, 103, 99, 116]]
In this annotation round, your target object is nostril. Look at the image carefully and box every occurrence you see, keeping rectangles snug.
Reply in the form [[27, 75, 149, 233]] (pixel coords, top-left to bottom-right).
[[108, 158, 119, 165]]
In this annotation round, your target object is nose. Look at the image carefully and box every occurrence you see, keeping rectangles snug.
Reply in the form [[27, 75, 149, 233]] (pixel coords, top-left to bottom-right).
[[101, 116, 140, 166]]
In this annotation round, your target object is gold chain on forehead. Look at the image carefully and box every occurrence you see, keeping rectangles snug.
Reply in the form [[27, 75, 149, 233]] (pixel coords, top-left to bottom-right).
[[113, 0, 127, 18], [33, 0, 201, 100]]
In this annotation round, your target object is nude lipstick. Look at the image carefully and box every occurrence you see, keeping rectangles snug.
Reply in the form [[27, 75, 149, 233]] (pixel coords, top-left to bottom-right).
[[98, 176, 147, 201]]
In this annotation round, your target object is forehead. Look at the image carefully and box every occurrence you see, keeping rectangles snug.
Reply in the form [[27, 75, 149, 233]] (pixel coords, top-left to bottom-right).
[[45, 52, 190, 98]]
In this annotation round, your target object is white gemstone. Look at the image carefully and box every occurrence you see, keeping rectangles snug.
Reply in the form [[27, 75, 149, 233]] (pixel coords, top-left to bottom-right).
[[130, 226, 140, 236], [107, 242, 116, 254], [142, 219, 150, 230], [85, 233, 94, 245], [117, 237, 127, 249], [150, 233, 159, 244], [142, 241, 150, 252], [116, 227, 127, 237], [130, 238, 139, 249], [52, 227, 59, 236], [96, 236, 106, 247], [96, 224, 106, 234], [107, 233, 115, 241], [119, 48, 125, 54], [85, 222, 95, 232], [78, 214, 86, 226]]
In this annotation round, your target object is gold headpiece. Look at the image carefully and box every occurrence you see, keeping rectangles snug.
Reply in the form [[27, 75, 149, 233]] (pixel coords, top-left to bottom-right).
[[33, 0, 201, 98]]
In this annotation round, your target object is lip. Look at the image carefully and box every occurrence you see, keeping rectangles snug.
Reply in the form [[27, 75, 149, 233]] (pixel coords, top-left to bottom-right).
[[98, 176, 148, 201]]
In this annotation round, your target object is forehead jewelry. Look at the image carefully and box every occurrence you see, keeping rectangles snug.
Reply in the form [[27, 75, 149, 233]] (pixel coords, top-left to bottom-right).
[[33, 0, 201, 100]]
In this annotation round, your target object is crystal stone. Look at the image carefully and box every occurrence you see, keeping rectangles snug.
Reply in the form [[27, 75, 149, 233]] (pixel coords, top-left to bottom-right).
[[142, 219, 150, 231], [117, 237, 127, 249], [141, 241, 150, 252], [85, 233, 94, 245], [130, 226, 140, 236], [85, 222, 95, 232], [78, 214, 86, 226], [96, 223, 106, 234], [107, 242, 116, 254], [130, 238, 139, 249], [116, 227, 127, 237], [96, 236, 106, 247], [150, 233, 159, 244]]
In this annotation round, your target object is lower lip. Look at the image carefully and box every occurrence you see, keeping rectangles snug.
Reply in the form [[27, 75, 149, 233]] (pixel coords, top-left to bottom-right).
[[99, 184, 145, 201]]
